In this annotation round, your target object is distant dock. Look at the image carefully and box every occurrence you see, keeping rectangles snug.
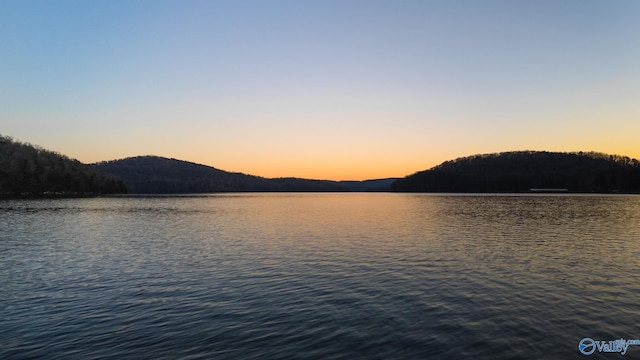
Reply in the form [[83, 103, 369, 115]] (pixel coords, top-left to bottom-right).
[[529, 188, 569, 193]]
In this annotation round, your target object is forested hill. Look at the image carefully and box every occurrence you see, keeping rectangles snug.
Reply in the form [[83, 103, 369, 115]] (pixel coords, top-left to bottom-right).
[[0, 135, 127, 197], [391, 151, 640, 193], [94, 156, 351, 193]]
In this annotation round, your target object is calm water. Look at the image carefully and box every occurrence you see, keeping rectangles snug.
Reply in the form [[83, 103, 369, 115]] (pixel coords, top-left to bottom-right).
[[1, 193, 640, 359]]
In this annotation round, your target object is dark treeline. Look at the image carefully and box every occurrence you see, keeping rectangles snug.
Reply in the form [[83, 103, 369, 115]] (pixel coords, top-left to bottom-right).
[[95, 156, 351, 193], [339, 178, 399, 192], [391, 151, 640, 193], [0, 135, 127, 197], [9, 134, 636, 196], [95, 156, 398, 193]]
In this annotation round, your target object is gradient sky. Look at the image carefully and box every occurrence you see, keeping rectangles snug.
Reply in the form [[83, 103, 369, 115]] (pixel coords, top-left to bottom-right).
[[2, 0, 639, 180]]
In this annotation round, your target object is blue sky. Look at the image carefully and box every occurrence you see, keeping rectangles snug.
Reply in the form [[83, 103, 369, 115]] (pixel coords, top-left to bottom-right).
[[2, 0, 639, 180]]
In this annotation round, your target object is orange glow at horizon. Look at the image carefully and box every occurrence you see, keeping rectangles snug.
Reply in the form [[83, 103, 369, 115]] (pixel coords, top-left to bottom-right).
[[59, 140, 640, 182], [4, 1, 638, 182]]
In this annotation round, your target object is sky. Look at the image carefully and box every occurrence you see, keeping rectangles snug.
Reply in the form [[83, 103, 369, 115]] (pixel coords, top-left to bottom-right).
[[1, 0, 639, 180]]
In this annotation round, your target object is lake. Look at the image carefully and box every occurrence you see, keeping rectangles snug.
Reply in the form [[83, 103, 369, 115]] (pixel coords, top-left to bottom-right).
[[2, 193, 639, 359]]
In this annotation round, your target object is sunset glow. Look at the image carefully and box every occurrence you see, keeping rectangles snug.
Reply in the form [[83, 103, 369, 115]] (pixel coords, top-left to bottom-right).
[[2, 0, 639, 180]]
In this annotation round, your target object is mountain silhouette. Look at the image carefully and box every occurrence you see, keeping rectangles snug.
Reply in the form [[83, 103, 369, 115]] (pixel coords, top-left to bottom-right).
[[391, 151, 640, 193], [94, 156, 396, 193], [5, 133, 639, 196], [0, 135, 126, 197]]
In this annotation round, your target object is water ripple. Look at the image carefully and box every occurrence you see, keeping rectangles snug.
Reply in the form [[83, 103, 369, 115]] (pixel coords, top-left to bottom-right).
[[1, 194, 639, 359]]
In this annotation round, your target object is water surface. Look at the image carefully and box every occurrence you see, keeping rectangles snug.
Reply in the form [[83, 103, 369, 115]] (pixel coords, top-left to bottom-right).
[[2, 194, 639, 359]]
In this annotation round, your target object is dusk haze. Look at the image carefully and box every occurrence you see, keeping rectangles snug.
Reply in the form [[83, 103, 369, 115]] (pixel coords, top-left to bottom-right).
[[2, 0, 639, 180]]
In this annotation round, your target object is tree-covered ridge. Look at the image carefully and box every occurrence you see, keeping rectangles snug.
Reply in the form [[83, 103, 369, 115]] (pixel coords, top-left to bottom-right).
[[391, 151, 640, 193], [7, 134, 636, 195], [94, 156, 352, 193], [0, 135, 127, 197]]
